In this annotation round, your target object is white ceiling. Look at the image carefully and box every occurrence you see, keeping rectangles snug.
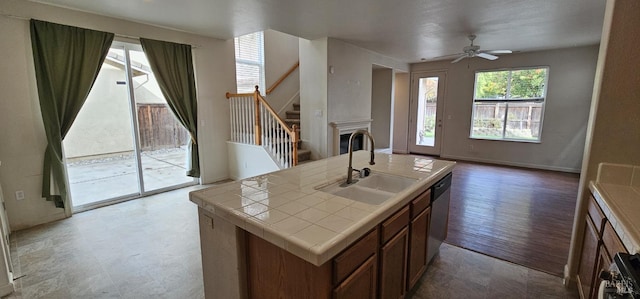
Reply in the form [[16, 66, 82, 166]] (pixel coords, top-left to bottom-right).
[[30, 0, 606, 63]]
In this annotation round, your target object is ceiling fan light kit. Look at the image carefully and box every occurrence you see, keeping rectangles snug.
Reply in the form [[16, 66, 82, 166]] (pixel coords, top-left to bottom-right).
[[447, 34, 513, 63]]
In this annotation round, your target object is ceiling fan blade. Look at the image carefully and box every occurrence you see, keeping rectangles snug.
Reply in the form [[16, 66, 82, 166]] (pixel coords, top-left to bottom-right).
[[432, 52, 465, 59], [451, 55, 467, 64], [477, 52, 499, 60], [483, 50, 513, 54]]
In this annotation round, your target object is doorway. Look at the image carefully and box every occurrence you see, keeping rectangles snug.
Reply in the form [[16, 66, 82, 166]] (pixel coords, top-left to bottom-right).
[[408, 71, 446, 156], [63, 41, 196, 211], [371, 65, 394, 150]]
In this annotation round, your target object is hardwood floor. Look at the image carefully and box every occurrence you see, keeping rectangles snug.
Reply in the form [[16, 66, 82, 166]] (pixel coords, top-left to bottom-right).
[[445, 161, 579, 277]]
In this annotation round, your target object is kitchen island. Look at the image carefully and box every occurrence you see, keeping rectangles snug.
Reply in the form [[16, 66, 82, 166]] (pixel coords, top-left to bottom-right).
[[189, 152, 455, 298]]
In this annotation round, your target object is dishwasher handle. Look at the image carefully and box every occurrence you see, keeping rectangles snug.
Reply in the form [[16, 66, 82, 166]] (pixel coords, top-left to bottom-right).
[[432, 173, 452, 201]]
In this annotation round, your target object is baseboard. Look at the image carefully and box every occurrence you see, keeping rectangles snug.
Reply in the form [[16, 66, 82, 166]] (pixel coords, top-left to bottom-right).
[[439, 154, 581, 173], [392, 149, 409, 154], [563, 264, 573, 287]]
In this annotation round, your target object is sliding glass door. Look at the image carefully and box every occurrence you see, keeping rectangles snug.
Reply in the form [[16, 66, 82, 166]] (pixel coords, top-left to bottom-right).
[[64, 41, 196, 211]]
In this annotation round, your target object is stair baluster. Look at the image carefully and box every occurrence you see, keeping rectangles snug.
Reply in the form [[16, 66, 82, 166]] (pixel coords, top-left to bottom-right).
[[227, 87, 300, 168]]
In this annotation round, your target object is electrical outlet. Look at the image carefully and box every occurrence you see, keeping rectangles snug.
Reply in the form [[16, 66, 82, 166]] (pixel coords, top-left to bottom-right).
[[15, 191, 24, 201]]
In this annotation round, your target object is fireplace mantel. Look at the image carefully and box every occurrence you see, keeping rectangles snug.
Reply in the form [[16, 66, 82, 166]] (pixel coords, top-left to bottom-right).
[[329, 119, 372, 156]]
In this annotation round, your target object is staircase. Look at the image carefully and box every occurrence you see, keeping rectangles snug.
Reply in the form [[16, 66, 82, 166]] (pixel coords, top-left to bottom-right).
[[285, 103, 311, 163], [226, 61, 306, 169]]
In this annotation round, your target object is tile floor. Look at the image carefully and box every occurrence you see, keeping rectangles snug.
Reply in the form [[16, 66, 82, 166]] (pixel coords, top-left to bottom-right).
[[4, 185, 578, 299]]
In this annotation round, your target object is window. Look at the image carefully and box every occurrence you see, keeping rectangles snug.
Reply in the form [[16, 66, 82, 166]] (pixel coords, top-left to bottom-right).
[[470, 67, 549, 142], [234, 31, 265, 93]]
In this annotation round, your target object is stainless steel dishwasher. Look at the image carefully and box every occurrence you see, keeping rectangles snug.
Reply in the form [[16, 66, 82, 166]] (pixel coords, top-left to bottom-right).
[[427, 172, 452, 263]]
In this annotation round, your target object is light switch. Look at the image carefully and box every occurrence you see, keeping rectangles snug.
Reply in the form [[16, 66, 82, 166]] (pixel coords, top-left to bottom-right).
[[314, 109, 323, 117]]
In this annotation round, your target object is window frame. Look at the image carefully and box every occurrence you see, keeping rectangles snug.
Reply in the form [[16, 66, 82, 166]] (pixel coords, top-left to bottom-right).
[[469, 66, 549, 143], [234, 31, 265, 93]]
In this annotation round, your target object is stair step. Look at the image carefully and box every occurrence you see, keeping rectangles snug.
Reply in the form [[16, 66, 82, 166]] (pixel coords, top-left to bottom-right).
[[285, 119, 300, 125], [293, 103, 300, 111], [285, 110, 300, 120], [297, 149, 311, 163]]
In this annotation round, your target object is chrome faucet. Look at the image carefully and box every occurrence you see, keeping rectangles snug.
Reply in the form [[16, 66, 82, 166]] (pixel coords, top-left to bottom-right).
[[346, 130, 375, 185]]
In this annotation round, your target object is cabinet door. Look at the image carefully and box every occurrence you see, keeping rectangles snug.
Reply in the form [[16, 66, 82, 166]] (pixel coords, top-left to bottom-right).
[[334, 255, 377, 299], [380, 227, 409, 299], [407, 206, 430, 291], [577, 216, 599, 299], [590, 247, 611, 299]]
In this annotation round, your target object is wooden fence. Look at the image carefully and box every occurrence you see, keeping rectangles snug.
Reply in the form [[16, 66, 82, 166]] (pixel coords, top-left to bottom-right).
[[137, 104, 189, 151], [473, 102, 542, 138]]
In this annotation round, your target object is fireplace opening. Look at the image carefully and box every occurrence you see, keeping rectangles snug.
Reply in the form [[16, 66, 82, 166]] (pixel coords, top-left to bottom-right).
[[340, 133, 364, 155]]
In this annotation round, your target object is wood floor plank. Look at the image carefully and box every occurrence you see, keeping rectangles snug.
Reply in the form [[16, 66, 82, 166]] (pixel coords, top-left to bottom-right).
[[445, 161, 579, 277]]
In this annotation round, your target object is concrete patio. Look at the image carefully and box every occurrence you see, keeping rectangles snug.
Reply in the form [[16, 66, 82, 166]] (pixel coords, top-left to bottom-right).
[[66, 148, 196, 207]]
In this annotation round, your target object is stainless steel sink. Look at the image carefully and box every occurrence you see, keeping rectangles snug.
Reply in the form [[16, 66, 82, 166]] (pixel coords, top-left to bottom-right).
[[316, 173, 418, 205]]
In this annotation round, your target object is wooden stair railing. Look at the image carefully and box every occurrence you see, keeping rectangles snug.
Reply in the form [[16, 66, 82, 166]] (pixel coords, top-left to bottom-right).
[[266, 61, 299, 95], [226, 86, 299, 168]]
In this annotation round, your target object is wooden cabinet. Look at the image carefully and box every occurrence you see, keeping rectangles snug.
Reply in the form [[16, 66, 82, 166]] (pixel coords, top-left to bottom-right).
[[379, 206, 410, 299], [379, 227, 409, 299], [334, 255, 377, 299], [407, 189, 431, 290], [576, 194, 629, 299], [244, 184, 444, 299], [592, 247, 612, 299], [334, 229, 378, 284], [577, 213, 600, 299], [407, 206, 430, 290]]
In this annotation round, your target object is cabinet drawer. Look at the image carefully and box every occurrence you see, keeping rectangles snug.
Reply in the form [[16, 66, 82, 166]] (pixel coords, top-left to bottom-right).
[[602, 221, 627, 256], [334, 228, 379, 284], [410, 189, 431, 219], [587, 195, 605, 234], [381, 206, 410, 244]]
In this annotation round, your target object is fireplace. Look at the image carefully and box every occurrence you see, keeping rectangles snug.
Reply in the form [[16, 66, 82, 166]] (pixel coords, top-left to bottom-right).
[[340, 133, 363, 155], [330, 119, 372, 156]]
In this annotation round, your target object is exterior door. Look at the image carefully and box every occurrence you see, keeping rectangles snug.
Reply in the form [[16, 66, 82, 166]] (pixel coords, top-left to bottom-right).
[[64, 41, 196, 211], [408, 72, 446, 156]]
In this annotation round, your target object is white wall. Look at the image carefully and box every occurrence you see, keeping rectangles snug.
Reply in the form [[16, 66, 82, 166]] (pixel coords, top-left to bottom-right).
[[264, 30, 300, 115], [299, 38, 329, 159], [567, 0, 640, 280], [371, 68, 393, 148], [409, 46, 599, 172], [227, 142, 280, 180], [325, 38, 409, 157], [393, 73, 410, 153], [0, 0, 236, 230]]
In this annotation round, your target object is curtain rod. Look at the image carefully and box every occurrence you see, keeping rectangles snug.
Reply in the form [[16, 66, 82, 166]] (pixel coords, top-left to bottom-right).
[[1, 12, 201, 48]]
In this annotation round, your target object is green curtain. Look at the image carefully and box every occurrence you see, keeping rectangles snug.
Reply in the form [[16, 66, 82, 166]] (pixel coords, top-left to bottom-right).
[[140, 38, 200, 177], [30, 19, 114, 208]]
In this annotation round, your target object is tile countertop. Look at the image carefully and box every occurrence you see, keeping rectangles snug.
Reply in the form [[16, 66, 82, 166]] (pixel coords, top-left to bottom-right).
[[189, 151, 455, 266], [589, 163, 640, 254]]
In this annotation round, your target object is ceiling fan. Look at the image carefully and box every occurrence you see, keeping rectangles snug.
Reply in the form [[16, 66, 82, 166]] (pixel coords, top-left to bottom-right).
[[446, 34, 513, 64]]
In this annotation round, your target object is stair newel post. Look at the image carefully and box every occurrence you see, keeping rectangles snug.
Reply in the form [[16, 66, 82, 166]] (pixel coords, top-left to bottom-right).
[[254, 86, 262, 146], [292, 124, 299, 166]]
